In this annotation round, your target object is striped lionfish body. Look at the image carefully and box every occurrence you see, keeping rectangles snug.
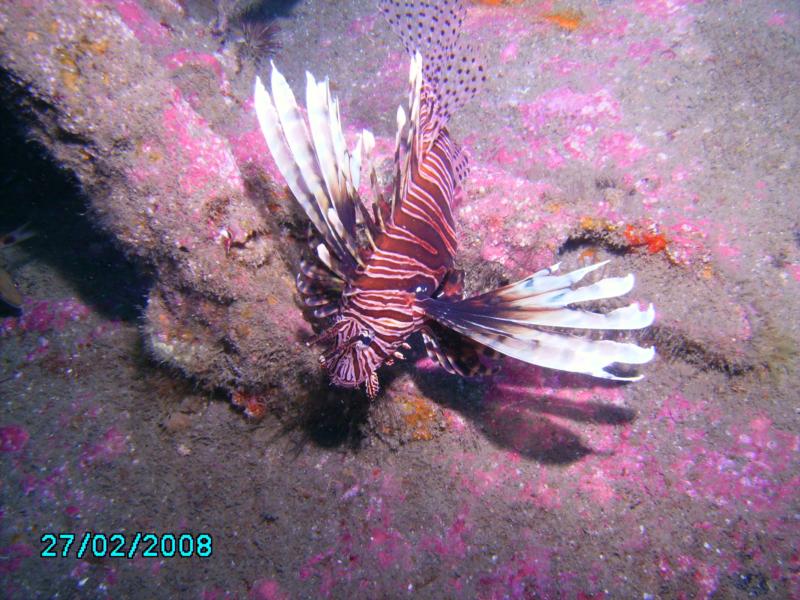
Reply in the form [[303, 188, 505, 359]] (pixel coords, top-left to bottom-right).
[[254, 0, 655, 399]]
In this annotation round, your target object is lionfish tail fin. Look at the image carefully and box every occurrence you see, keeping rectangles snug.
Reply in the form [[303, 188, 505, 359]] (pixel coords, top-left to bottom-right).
[[381, 0, 486, 142], [254, 67, 368, 276], [420, 262, 656, 381]]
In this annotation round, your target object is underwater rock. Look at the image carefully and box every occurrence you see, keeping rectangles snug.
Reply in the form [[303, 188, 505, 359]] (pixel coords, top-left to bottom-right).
[[0, 1, 318, 401]]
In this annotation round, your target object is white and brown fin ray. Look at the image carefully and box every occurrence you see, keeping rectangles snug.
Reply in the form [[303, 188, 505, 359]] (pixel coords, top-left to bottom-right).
[[254, 66, 368, 275], [388, 51, 442, 224], [360, 129, 380, 210], [306, 72, 375, 246], [306, 72, 360, 247], [421, 329, 462, 376], [296, 257, 344, 320], [260, 68, 348, 260], [391, 50, 425, 220], [358, 129, 390, 235], [395, 52, 444, 171], [304, 73, 345, 229], [420, 262, 656, 381], [392, 103, 410, 222], [359, 129, 386, 217], [366, 371, 380, 399]]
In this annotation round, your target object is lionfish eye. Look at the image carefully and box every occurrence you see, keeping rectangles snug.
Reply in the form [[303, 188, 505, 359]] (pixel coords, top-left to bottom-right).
[[414, 283, 431, 296], [358, 330, 374, 346]]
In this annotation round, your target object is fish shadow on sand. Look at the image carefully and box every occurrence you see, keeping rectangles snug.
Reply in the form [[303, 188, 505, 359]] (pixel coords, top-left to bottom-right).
[[412, 363, 636, 465], [295, 385, 373, 450], [287, 338, 635, 464]]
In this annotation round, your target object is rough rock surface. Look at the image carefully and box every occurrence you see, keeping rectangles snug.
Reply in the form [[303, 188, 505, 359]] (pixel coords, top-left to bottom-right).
[[0, 0, 318, 403]]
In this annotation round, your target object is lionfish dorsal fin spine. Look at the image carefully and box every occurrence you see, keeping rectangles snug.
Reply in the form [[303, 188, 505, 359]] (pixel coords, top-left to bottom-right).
[[391, 104, 409, 221], [408, 51, 423, 134], [304, 71, 343, 222], [268, 67, 351, 265], [349, 134, 362, 194], [328, 95, 358, 238], [254, 75, 326, 235], [304, 72, 360, 259], [268, 67, 328, 212], [394, 105, 407, 160], [361, 128, 375, 158], [358, 128, 386, 232], [315, 243, 333, 271], [325, 207, 346, 241]]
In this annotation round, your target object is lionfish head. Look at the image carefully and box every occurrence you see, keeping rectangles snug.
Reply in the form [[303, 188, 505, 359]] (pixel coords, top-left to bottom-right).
[[312, 317, 383, 398]]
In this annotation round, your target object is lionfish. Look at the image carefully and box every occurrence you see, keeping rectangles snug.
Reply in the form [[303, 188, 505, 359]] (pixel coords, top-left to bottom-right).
[[253, 0, 655, 399]]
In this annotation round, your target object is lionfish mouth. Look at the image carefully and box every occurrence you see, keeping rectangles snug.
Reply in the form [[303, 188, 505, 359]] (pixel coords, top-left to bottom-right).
[[328, 356, 371, 390], [315, 335, 364, 386], [329, 374, 361, 389]]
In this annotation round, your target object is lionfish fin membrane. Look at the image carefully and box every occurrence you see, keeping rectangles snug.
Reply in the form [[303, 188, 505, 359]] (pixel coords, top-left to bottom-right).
[[451, 143, 470, 186], [420, 263, 656, 380], [380, 0, 485, 136]]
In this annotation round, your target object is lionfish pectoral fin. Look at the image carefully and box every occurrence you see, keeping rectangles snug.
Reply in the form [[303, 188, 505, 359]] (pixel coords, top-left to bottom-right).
[[296, 240, 347, 323], [421, 323, 498, 378], [419, 262, 656, 380]]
